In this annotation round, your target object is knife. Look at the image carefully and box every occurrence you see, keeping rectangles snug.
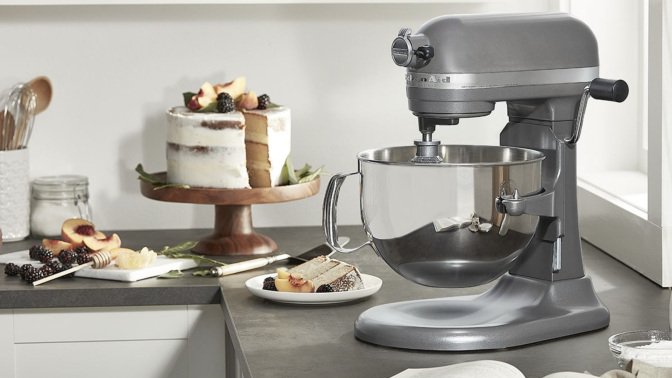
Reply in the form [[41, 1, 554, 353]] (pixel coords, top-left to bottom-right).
[[286, 236, 349, 264], [209, 237, 349, 277]]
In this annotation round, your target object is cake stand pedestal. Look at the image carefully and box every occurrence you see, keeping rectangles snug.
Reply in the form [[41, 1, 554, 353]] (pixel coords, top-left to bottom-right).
[[140, 172, 320, 256]]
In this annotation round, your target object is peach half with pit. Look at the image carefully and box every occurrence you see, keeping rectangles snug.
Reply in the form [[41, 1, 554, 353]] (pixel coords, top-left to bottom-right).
[[41, 239, 74, 256], [61, 218, 105, 247], [83, 233, 121, 252]]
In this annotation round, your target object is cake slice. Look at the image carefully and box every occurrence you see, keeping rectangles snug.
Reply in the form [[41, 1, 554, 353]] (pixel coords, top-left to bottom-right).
[[243, 107, 291, 188], [270, 256, 364, 293]]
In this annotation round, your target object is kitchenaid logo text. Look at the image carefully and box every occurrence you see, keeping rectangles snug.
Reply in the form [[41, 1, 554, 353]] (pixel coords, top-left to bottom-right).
[[406, 73, 451, 87]]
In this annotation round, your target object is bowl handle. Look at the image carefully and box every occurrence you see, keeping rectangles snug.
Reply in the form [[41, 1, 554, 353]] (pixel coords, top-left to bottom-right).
[[322, 172, 370, 253]]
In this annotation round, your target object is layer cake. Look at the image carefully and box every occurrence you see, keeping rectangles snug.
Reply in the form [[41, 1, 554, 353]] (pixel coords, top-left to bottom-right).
[[166, 78, 291, 189]]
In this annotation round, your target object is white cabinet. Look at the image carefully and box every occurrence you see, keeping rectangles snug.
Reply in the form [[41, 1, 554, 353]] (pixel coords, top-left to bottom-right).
[[2, 305, 226, 378]]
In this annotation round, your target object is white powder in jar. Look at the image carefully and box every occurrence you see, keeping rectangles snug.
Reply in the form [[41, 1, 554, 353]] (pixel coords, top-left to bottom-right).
[[620, 340, 672, 367]]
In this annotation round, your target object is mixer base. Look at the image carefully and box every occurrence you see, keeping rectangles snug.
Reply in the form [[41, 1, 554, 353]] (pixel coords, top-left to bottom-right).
[[354, 274, 608, 351]]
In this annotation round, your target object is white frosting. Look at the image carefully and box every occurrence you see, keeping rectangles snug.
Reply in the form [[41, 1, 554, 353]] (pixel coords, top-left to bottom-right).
[[167, 107, 245, 147], [166, 106, 250, 188]]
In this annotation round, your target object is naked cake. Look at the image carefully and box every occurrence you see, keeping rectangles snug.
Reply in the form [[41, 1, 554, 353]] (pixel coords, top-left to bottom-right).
[[166, 77, 291, 189]]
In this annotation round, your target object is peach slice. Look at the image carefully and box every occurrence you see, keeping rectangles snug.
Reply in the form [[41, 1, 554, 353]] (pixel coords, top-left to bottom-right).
[[196, 82, 217, 108], [61, 218, 105, 247], [276, 267, 290, 279], [214, 77, 246, 100], [83, 233, 121, 252], [41, 239, 74, 256], [237, 91, 258, 110], [275, 277, 315, 293]]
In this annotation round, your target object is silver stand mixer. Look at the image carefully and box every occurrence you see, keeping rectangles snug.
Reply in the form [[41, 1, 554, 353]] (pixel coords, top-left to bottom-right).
[[323, 13, 628, 351]]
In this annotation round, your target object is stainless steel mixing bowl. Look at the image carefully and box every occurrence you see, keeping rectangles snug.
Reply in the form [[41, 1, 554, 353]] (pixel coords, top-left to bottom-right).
[[323, 145, 544, 287]]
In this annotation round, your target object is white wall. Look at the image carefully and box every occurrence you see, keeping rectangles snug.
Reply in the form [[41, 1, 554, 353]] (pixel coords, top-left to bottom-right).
[[0, 1, 560, 233]]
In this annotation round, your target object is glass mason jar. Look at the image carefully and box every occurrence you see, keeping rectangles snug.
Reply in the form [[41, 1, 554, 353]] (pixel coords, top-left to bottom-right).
[[30, 175, 92, 237]]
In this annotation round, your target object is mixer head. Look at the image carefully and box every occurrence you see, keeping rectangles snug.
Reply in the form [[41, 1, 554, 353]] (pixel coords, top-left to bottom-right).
[[391, 13, 601, 160]]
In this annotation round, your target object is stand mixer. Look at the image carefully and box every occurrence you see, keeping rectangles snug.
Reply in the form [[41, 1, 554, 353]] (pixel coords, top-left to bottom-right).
[[323, 13, 628, 351]]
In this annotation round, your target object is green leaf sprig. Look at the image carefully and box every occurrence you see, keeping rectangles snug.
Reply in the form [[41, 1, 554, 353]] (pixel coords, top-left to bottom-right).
[[157, 241, 228, 274], [135, 164, 190, 190], [280, 157, 324, 185]]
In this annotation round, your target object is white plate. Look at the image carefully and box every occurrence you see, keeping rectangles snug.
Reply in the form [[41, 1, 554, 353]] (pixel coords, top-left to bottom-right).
[[245, 273, 382, 305]]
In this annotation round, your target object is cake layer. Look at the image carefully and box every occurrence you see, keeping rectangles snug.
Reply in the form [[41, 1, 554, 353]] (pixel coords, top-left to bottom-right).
[[289, 256, 339, 280], [167, 106, 245, 148], [166, 143, 249, 188], [243, 107, 291, 188], [312, 265, 364, 292]]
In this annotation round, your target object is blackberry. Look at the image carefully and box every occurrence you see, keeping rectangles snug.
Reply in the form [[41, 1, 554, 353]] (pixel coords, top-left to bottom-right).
[[20, 264, 34, 279], [76, 253, 92, 265], [262, 276, 277, 291], [39, 265, 55, 277], [60, 264, 75, 277], [58, 250, 77, 265], [29, 244, 50, 260], [256, 94, 271, 110], [24, 269, 46, 283], [316, 284, 334, 293], [73, 246, 90, 255], [36, 249, 53, 264], [4, 263, 20, 276], [216, 92, 235, 113], [46, 259, 64, 272]]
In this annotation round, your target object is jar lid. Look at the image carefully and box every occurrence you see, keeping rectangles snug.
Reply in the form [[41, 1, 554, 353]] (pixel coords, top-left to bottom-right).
[[32, 175, 89, 193]]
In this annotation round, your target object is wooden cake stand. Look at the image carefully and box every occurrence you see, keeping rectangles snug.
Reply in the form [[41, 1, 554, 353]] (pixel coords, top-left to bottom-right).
[[140, 172, 320, 256]]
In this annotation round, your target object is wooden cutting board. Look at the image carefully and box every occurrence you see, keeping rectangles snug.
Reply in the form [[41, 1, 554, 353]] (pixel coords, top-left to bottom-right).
[[0, 250, 199, 282]]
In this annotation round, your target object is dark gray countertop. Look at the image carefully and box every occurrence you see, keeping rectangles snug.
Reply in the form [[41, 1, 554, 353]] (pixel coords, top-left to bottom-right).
[[217, 227, 670, 378], [0, 227, 324, 309], [1, 226, 668, 377]]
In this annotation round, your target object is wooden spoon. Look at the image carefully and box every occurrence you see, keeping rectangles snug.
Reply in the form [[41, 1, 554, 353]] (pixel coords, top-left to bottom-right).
[[28, 76, 52, 114]]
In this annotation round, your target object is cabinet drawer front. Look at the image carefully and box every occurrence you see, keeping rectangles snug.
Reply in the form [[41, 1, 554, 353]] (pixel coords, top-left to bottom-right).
[[14, 306, 188, 343], [16, 339, 189, 378]]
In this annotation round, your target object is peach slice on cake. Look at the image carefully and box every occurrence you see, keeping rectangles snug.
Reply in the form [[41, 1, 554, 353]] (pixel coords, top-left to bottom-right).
[[186, 82, 218, 111], [41, 239, 74, 256], [61, 218, 105, 247], [83, 233, 121, 252], [214, 77, 246, 101], [237, 91, 259, 110]]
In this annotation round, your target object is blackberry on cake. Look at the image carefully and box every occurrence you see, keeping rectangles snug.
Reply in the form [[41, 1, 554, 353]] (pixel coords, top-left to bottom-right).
[[256, 94, 271, 110], [216, 92, 235, 113]]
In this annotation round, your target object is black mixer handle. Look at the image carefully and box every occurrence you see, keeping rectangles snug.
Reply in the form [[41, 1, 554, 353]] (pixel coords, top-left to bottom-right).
[[589, 78, 629, 103], [566, 78, 629, 144]]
